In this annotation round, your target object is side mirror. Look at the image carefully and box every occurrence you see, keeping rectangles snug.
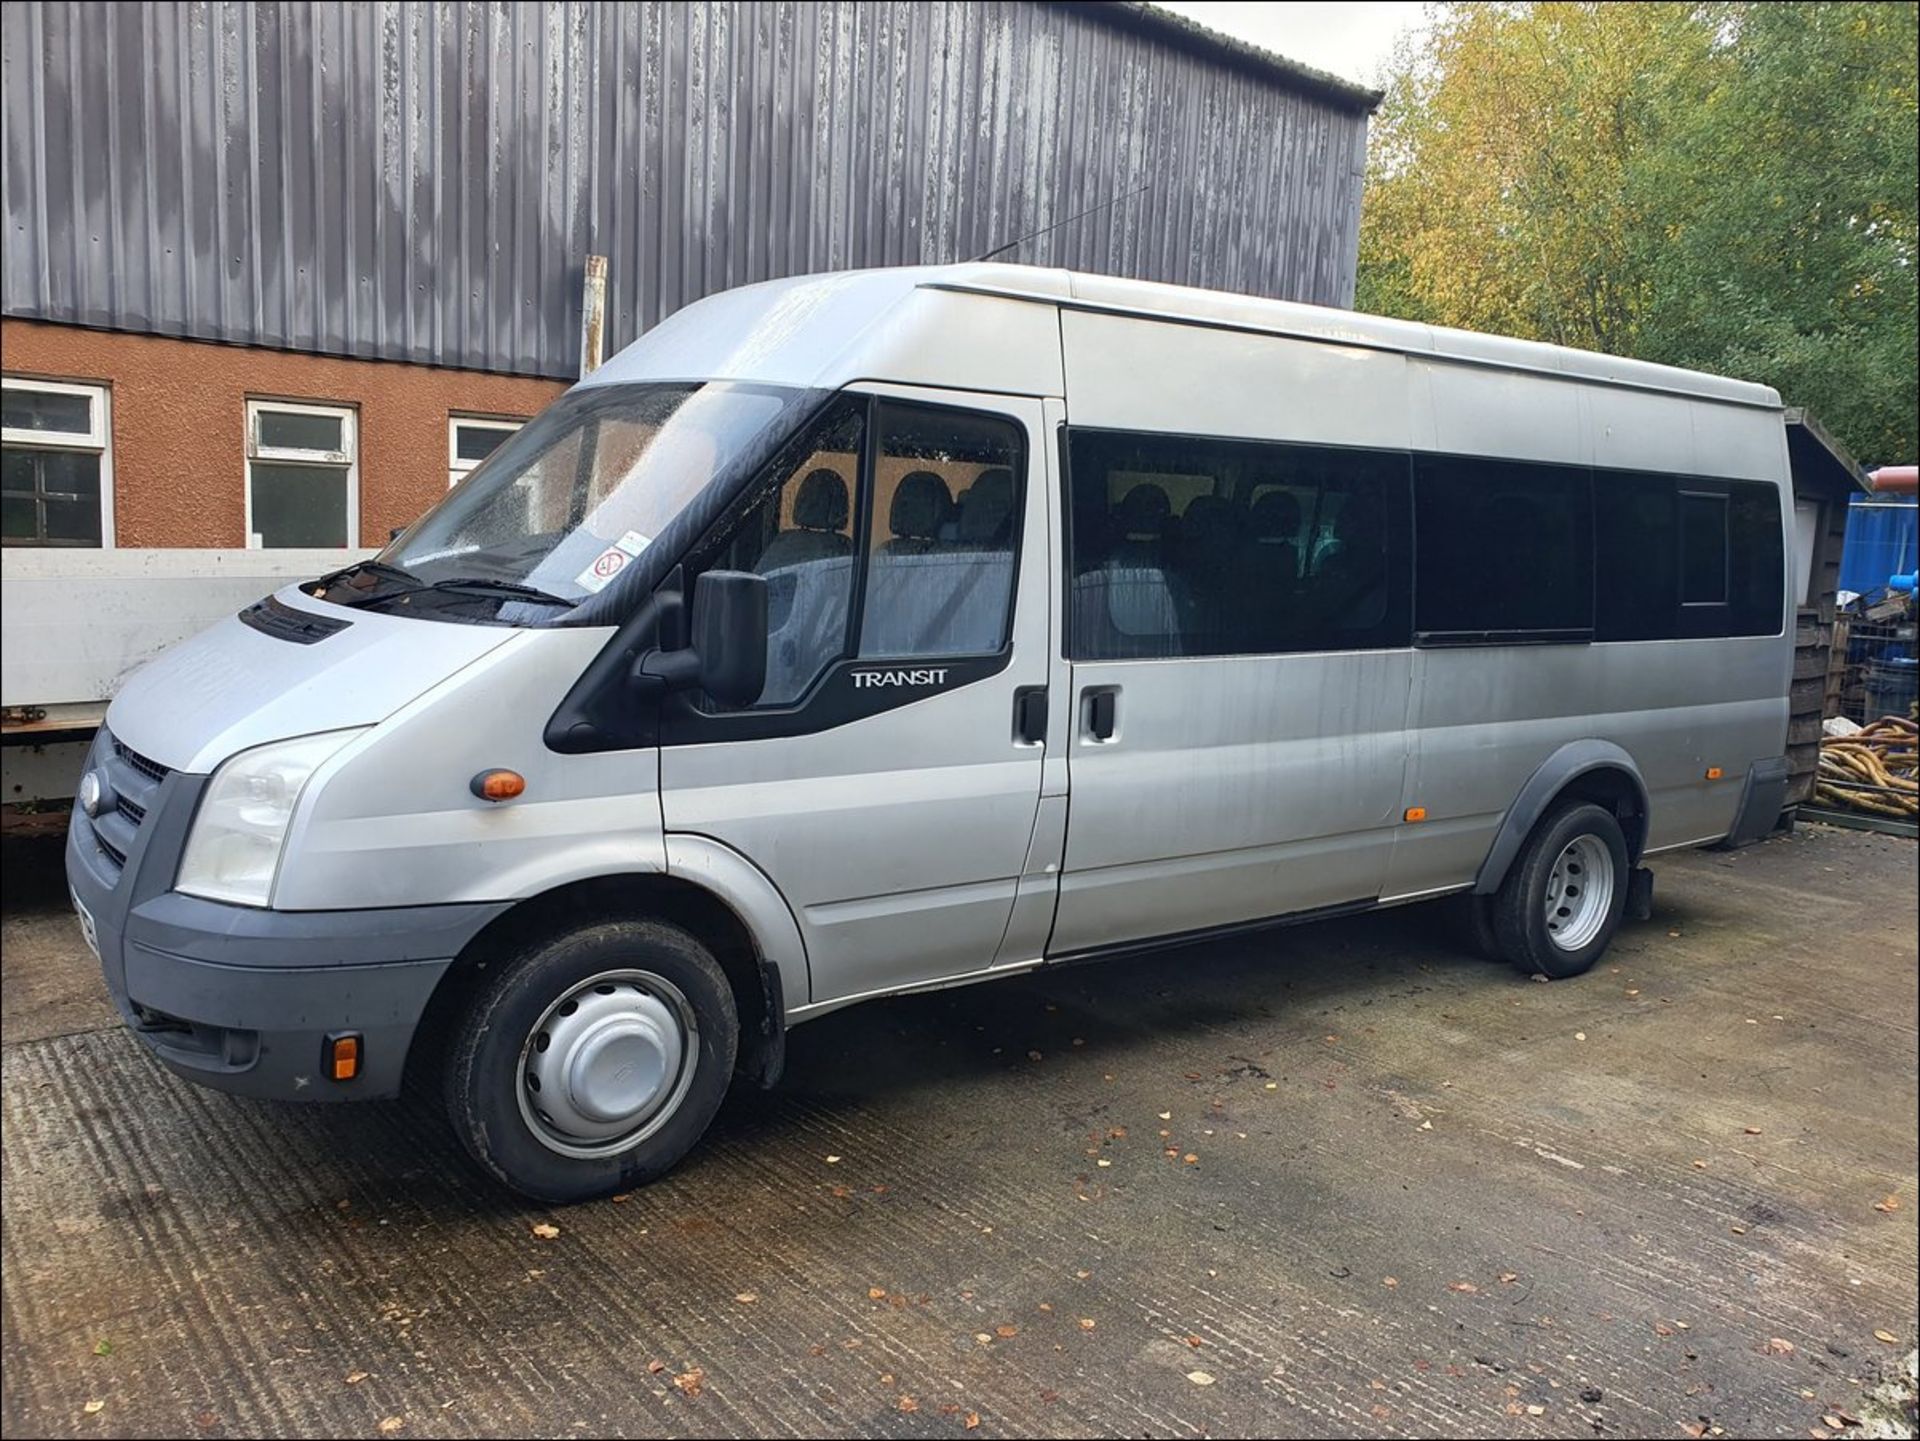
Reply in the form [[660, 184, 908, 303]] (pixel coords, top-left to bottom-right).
[[639, 569, 767, 708]]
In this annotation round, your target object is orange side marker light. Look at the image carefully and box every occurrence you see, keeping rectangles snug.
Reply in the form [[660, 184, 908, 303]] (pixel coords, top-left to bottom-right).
[[1704, 767, 1723, 781], [326, 1032, 362, 1082], [471, 769, 526, 802], [1403, 806, 1428, 823]]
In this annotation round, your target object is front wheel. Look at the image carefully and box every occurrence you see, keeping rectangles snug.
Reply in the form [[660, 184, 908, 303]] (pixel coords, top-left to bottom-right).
[[445, 918, 739, 1203], [1493, 801, 1629, 979]]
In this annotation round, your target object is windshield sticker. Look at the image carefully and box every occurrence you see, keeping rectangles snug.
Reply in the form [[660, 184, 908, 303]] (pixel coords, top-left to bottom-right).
[[574, 531, 651, 594]]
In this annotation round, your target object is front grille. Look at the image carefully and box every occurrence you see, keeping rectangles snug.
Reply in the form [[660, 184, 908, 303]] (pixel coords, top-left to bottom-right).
[[113, 738, 169, 787], [87, 731, 171, 882]]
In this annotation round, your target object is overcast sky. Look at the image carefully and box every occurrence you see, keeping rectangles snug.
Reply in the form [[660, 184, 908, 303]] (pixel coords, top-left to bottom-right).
[[1153, 1, 1429, 89]]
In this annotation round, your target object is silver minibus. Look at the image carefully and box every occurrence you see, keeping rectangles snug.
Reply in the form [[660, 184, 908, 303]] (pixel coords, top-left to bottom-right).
[[67, 264, 1792, 1200]]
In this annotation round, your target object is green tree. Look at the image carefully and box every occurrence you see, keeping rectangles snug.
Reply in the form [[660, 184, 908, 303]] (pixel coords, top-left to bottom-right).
[[1359, 1, 1918, 463]]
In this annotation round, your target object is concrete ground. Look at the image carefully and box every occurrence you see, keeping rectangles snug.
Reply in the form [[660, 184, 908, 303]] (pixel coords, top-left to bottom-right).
[[2, 825, 1915, 1440]]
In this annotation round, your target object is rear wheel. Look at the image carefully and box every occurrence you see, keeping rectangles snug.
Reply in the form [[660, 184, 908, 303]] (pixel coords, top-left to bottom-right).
[[445, 918, 738, 1203], [1493, 801, 1629, 979]]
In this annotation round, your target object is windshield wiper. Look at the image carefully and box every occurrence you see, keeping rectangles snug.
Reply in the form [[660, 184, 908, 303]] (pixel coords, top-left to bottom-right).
[[310, 558, 421, 597], [325, 575, 578, 611]]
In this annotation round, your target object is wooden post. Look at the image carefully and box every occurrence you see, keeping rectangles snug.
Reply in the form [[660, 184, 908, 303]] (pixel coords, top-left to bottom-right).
[[579, 255, 608, 377]]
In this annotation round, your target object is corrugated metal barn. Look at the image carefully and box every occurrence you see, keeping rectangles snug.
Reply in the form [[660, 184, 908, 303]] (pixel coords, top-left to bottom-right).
[[1, 0, 1377, 550]]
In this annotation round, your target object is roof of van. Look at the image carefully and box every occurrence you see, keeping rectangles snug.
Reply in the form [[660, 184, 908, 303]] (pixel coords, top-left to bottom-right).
[[591, 263, 1782, 410], [932, 264, 1781, 409]]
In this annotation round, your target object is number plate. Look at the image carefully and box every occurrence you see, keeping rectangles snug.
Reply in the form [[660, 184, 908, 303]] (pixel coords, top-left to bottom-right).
[[71, 890, 100, 962]]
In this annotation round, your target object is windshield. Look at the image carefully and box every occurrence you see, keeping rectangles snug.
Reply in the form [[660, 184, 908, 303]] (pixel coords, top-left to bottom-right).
[[371, 381, 816, 622]]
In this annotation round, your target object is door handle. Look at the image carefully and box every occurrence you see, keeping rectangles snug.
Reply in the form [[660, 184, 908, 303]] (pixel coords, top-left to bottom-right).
[[1013, 686, 1047, 745], [1084, 687, 1118, 742]]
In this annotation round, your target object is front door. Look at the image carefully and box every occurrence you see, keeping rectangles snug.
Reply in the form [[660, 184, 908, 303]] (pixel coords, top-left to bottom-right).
[[659, 386, 1053, 1005], [1046, 426, 1416, 956]]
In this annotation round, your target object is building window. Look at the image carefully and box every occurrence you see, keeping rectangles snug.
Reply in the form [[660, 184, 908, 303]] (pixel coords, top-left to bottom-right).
[[449, 415, 523, 487], [1, 377, 112, 547], [245, 399, 357, 548]]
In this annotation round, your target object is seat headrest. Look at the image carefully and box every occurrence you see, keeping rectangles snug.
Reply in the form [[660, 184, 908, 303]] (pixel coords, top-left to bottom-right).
[[957, 467, 1016, 544], [1250, 489, 1301, 541], [793, 468, 849, 532], [890, 470, 953, 540], [1117, 483, 1172, 539]]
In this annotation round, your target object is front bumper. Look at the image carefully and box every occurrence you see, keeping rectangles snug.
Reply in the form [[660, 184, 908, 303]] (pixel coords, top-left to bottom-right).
[[66, 729, 506, 1101]]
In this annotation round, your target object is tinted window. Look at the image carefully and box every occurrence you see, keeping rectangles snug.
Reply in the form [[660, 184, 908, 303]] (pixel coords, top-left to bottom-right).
[[1727, 482, 1785, 636], [1595, 470, 1678, 642], [1681, 492, 1730, 605], [1414, 455, 1593, 642], [859, 403, 1023, 660], [1065, 429, 1410, 659]]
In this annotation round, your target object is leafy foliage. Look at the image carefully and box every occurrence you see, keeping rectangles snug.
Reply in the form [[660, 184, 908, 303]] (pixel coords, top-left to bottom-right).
[[1359, 2, 1918, 463]]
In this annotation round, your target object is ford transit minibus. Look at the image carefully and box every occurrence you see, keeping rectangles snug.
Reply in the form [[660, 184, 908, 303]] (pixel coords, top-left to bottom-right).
[[68, 264, 1792, 1200]]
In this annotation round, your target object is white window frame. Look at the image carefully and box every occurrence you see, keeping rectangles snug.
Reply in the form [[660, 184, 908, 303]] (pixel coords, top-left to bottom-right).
[[448, 414, 524, 487], [244, 398, 358, 549], [1, 376, 115, 547]]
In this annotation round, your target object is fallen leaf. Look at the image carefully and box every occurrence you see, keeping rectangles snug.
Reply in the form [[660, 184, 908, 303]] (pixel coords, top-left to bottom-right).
[[1186, 1334, 1206, 1348], [868, 1288, 887, 1300], [974, 1333, 992, 1345], [1079, 1318, 1096, 1331], [1575, 1032, 1587, 1042], [1448, 1281, 1479, 1294], [83, 1401, 105, 1415], [1874, 1329, 1899, 1344], [825, 1154, 842, 1164], [1655, 1323, 1676, 1337], [673, 1368, 705, 1398], [995, 1324, 1019, 1338], [1693, 1160, 1707, 1169], [647, 1360, 666, 1375], [1823, 1416, 1846, 1430], [194, 1412, 218, 1429], [734, 1293, 758, 1305], [1371, 1403, 1391, 1420], [610, 1193, 630, 1203], [91, 1340, 111, 1357], [897, 1396, 919, 1413], [1382, 1276, 1399, 1288], [1419, 1120, 1434, 1131], [1765, 1337, 1796, 1356], [530, 1222, 560, 1239], [965, 1413, 981, 1430], [1873, 1195, 1900, 1213], [1499, 1273, 1519, 1284], [1186, 1371, 1216, 1386], [1744, 1127, 1763, 1136], [378, 1420, 405, 1435], [1682, 1425, 1707, 1439], [346, 1371, 370, 1384]]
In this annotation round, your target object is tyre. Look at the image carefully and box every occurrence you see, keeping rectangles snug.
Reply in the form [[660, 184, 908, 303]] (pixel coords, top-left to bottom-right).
[[1492, 800, 1629, 979], [445, 918, 739, 1203], [1447, 891, 1509, 962]]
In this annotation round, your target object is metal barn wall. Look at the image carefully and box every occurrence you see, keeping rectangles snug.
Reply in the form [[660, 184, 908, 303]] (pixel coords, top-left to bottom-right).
[[1, 1, 1372, 381]]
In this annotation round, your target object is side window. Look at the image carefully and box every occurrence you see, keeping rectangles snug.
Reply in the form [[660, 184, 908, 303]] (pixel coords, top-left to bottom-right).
[[1727, 482, 1785, 637], [1595, 470, 1678, 642], [1065, 428, 1410, 660], [1681, 491, 1731, 605], [700, 400, 865, 708], [1414, 454, 1593, 643], [857, 402, 1023, 660]]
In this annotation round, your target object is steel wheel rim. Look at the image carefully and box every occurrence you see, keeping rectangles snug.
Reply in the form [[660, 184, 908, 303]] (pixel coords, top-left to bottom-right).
[[1544, 834, 1613, 952], [515, 969, 699, 1160]]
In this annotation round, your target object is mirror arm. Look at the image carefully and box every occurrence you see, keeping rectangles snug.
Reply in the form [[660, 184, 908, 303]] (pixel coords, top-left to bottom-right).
[[637, 646, 702, 690]]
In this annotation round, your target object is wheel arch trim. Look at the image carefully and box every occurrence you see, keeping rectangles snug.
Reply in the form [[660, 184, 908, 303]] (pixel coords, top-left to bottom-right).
[[1473, 740, 1651, 896]]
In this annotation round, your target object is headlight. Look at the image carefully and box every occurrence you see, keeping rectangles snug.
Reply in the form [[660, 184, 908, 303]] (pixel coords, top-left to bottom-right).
[[176, 729, 367, 907]]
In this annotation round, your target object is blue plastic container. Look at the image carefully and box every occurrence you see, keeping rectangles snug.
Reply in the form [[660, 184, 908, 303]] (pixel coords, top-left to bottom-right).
[[1839, 496, 1918, 595]]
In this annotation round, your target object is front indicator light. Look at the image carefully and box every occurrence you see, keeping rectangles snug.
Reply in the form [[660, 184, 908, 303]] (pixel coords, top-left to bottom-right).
[[326, 1032, 362, 1082]]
